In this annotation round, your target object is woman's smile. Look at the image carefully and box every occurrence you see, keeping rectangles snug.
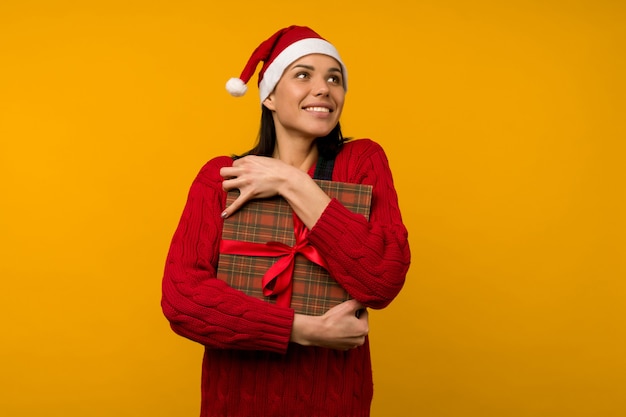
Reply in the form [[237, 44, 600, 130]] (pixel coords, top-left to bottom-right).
[[303, 106, 331, 113]]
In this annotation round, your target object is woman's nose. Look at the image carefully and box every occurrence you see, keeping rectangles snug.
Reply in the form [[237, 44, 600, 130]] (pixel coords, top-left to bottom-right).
[[312, 78, 330, 96]]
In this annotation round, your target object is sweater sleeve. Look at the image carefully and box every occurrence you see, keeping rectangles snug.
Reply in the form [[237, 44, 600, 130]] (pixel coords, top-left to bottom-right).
[[161, 157, 294, 353], [307, 139, 411, 309]]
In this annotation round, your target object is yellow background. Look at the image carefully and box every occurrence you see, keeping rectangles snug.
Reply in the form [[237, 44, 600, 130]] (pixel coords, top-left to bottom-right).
[[1, 1, 624, 416]]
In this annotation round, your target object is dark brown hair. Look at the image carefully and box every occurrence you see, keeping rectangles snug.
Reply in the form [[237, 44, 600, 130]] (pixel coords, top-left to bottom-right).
[[235, 106, 348, 159]]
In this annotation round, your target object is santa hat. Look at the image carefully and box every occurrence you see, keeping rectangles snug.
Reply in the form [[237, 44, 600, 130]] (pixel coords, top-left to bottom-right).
[[225, 25, 347, 103]]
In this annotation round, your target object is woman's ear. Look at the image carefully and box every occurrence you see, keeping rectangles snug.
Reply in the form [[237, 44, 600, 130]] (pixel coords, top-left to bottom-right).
[[262, 95, 276, 111]]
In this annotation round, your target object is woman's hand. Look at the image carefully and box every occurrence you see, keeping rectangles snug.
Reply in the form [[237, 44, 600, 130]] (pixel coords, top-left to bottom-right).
[[290, 299, 369, 350], [219, 155, 331, 228], [220, 155, 296, 218]]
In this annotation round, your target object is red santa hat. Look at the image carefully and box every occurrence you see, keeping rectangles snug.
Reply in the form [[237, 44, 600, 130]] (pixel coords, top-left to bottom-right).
[[225, 25, 347, 103]]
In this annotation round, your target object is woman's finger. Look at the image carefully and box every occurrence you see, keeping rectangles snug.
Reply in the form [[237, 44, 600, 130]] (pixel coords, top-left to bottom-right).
[[222, 177, 244, 192], [219, 165, 240, 179], [221, 192, 251, 219]]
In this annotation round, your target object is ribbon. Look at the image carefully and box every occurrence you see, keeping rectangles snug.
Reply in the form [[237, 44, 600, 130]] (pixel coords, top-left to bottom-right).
[[219, 212, 328, 308]]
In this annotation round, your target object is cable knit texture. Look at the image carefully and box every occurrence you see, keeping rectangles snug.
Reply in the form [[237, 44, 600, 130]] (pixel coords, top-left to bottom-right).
[[162, 138, 411, 417]]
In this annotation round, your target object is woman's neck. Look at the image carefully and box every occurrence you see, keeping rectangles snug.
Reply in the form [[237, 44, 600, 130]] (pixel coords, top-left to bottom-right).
[[273, 137, 318, 172]]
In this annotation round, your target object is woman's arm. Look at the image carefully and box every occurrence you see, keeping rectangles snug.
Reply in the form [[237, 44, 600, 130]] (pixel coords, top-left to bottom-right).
[[307, 140, 411, 309], [161, 157, 295, 353]]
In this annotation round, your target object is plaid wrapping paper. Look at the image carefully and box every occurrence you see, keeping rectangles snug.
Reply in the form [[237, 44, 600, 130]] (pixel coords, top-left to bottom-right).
[[217, 179, 373, 316]]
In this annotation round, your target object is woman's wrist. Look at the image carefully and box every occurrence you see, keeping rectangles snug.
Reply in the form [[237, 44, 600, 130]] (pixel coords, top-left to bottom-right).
[[290, 313, 318, 346], [279, 171, 331, 229], [277, 166, 309, 198]]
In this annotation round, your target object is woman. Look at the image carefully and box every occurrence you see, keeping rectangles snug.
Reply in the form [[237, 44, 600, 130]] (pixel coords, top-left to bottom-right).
[[162, 25, 411, 417]]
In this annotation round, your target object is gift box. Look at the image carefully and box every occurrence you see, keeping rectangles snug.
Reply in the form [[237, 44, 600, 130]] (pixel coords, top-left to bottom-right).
[[217, 180, 373, 316]]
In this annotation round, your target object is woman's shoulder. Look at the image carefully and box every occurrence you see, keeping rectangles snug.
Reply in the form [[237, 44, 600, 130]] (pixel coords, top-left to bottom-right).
[[337, 138, 387, 164], [341, 138, 385, 155], [333, 139, 390, 182], [194, 155, 233, 185]]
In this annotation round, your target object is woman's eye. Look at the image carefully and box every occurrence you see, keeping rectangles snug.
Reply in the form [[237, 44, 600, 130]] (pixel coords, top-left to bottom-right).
[[328, 75, 342, 84], [296, 72, 310, 79]]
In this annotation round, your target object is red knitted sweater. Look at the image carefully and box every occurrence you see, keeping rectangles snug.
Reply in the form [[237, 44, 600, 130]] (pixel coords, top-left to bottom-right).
[[162, 138, 411, 417]]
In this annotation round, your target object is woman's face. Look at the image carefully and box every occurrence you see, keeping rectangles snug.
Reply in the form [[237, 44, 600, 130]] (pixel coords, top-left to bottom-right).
[[263, 53, 345, 142]]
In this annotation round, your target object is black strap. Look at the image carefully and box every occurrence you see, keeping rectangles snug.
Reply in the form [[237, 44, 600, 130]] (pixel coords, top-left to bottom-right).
[[313, 154, 335, 180]]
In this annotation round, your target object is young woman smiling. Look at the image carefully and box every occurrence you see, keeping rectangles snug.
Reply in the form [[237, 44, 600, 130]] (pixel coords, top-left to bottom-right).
[[162, 25, 410, 417]]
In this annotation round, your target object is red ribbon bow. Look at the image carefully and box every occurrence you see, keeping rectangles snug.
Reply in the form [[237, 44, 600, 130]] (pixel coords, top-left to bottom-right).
[[219, 212, 328, 308]]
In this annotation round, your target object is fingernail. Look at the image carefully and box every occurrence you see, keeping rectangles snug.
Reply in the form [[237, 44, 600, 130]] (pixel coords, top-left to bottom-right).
[[220, 210, 228, 219]]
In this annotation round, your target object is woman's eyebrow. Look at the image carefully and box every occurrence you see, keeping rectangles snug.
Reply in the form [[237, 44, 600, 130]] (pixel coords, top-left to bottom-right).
[[291, 64, 342, 73], [291, 64, 315, 71]]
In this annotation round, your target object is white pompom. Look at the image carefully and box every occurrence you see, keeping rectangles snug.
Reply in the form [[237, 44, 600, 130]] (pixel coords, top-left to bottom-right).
[[225, 78, 247, 97]]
